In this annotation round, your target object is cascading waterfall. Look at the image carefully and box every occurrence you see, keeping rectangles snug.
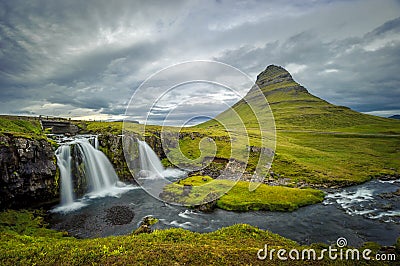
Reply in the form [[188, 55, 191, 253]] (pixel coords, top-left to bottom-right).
[[53, 136, 131, 213], [55, 145, 74, 205], [136, 139, 186, 181], [75, 139, 118, 192], [135, 138, 186, 198], [88, 135, 99, 150], [137, 139, 164, 178], [53, 136, 183, 212], [94, 136, 99, 150]]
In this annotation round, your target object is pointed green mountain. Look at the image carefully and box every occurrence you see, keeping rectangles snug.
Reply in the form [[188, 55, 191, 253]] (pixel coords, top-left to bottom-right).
[[202, 64, 400, 133], [198, 65, 400, 186]]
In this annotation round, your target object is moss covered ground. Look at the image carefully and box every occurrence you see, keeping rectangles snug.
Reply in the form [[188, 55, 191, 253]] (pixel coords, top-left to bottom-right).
[[1, 210, 397, 265], [0, 115, 45, 139], [162, 175, 325, 211]]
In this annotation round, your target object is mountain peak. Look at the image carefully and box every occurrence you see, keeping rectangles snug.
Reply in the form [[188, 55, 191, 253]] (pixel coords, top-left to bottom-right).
[[254, 65, 308, 95], [257, 65, 292, 79]]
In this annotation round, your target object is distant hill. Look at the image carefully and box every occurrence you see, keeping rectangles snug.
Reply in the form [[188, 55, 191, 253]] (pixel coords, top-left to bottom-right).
[[389, 115, 400, 120]]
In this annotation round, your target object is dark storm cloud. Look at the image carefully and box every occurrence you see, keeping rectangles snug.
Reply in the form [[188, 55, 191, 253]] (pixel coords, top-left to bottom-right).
[[0, 0, 399, 122], [0, 0, 187, 117], [215, 16, 400, 116]]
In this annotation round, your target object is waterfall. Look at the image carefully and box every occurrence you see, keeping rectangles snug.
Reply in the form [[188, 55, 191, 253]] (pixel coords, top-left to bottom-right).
[[53, 136, 131, 212], [75, 139, 118, 192], [137, 139, 164, 178], [88, 135, 99, 150], [94, 135, 99, 150], [55, 145, 74, 205]]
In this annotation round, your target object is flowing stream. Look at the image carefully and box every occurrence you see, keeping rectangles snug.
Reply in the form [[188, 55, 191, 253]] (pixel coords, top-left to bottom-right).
[[50, 136, 400, 247], [137, 139, 164, 178], [55, 145, 74, 205]]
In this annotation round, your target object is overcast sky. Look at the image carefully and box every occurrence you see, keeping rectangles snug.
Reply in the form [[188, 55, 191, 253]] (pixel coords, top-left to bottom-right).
[[1, 0, 399, 124]]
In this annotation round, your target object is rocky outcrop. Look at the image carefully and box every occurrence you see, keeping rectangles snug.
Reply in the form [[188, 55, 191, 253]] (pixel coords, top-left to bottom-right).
[[97, 132, 174, 182], [98, 133, 135, 183], [252, 65, 308, 97], [144, 131, 167, 159], [256, 65, 293, 86], [133, 216, 159, 235], [41, 120, 79, 135], [0, 134, 58, 209]]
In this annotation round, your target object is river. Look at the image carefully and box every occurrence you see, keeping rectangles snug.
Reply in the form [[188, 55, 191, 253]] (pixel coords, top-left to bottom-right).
[[49, 178, 400, 247]]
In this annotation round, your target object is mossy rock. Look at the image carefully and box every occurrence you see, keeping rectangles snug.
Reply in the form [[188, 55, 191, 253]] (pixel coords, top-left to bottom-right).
[[133, 216, 159, 235]]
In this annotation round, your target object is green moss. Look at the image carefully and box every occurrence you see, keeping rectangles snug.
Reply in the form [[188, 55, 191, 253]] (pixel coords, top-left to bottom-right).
[[0, 210, 391, 265], [162, 176, 324, 211], [161, 158, 174, 167], [360, 242, 382, 254], [0, 115, 45, 139], [0, 210, 66, 238], [53, 166, 60, 192], [47, 138, 59, 149], [84, 121, 124, 134], [177, 175, 213, 186]]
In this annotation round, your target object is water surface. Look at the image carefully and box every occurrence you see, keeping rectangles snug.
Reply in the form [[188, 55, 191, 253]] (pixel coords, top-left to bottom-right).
[[50, 179, 400, 247]]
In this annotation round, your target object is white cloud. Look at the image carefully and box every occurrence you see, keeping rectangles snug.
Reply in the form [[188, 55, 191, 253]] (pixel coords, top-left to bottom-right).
[[285, 63, 307, 74], [363, 34, 400, 51], [320, 69, 339, 75], [363, 110, 400, 117]]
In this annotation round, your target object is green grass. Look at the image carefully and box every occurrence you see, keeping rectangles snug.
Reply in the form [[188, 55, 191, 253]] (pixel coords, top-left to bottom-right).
[[1, 210, 393, 265], [161, 175, 325, 211], [271, 132, 400, 186], [0, 115, 45, 139]]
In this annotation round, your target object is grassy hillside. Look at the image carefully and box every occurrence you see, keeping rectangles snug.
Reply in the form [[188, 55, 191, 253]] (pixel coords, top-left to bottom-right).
[[198, 65, 400, 186]]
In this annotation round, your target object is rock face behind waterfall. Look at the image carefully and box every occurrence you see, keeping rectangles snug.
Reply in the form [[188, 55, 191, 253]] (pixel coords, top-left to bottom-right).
[[98, 133, 136, 182], [0, 135, 58, 209], [97, 132, 167, 182]]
